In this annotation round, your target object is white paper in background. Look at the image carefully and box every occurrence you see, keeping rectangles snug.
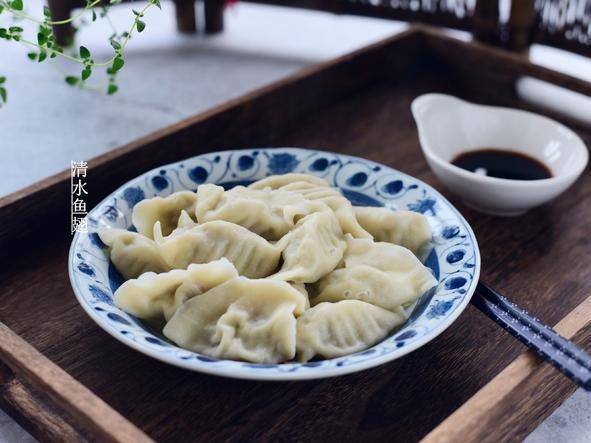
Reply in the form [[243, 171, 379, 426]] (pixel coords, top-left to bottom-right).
[[517, 76, 591, 126], [516, 44, 591, 125]]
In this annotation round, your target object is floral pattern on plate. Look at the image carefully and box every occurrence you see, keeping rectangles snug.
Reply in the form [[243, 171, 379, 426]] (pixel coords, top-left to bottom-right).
[[69, 148, 480, 380]]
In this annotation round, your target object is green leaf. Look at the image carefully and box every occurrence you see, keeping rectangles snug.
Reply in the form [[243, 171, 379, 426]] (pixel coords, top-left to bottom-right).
[[40, 25, 51, 36], [92, 9, 96, 21], [136, 20, 145, 32], [9, 26, 23, 33], [151, 0, 161, 9], [50, 51, 57, 58], [111, 56, 124, 73], [43, 5, 51, 17], [0, 29, 8, 40], [107, 83, 118, 95], [37, 32, 47, 45], [0, 87, 7, 104], [81, 66, 91, 80], [0, 77, 5, 84], [65, 76, 78, 86], [79, 45, 90, 59], [10, 0, 23, 11], [110, 39, 121, 50], [0, 5, 5, 14], [27, 52, 37, 60], [38, 51, 47, 62]]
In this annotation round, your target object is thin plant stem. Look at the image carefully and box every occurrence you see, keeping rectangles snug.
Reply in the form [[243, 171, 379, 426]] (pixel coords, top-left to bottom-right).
[[0, 0, 160, 102], [13, 2, 153, 67], [0, 0, 102, 25]]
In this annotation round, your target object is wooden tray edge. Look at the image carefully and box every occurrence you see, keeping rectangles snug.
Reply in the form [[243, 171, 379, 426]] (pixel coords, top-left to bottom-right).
[[0, 323, 151, 443], [0, 25, 589, 440], [422, 294, 591, 443], [415, 24, 591, 98]]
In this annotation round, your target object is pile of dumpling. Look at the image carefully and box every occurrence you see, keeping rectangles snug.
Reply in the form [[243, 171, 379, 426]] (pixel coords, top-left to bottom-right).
[[99, 173, 437, 364]]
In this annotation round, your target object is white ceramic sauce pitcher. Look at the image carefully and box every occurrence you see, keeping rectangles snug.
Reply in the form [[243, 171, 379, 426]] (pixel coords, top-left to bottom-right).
[[411, 93, 588, 216]]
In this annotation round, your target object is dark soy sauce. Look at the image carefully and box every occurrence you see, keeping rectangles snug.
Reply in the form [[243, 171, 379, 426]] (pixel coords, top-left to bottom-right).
[[451, 149, 552, 181]]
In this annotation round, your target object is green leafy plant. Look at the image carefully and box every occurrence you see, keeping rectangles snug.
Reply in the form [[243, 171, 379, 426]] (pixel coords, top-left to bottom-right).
[[0, 0, 161, 106]]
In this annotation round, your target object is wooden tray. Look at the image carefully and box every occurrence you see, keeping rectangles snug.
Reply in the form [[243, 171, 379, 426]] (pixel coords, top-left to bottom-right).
[[1, 25, 590, 442]]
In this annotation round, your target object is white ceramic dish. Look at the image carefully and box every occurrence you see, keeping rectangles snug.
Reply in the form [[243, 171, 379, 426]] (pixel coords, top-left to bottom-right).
[[69, 148, 480, 380], [411, 93, 589, 216]]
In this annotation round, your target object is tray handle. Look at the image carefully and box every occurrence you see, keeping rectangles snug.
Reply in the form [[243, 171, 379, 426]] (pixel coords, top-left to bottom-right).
[[0, 322, 152, 443]]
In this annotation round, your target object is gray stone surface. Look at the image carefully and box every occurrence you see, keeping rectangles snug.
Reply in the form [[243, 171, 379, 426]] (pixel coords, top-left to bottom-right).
[[0, 2, 590, 442], [526, 389, 591, 443], [0, 0, 400, 196], [0, 410, 36, 443]]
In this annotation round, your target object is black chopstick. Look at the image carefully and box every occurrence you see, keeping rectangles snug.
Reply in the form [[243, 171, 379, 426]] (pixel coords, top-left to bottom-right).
[[471, 282, 591, 391]]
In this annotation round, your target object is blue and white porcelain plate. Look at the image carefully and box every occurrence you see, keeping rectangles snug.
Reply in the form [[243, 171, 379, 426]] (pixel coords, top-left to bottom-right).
[[69, 148, 480, 380]]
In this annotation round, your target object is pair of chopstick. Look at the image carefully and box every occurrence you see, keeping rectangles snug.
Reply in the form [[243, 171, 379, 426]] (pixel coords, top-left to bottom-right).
[[472, 282, 591, 391]]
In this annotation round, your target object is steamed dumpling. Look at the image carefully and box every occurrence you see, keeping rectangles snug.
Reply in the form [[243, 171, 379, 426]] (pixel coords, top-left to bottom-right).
[[248, 174, 373, 239], [313, 264, 434, 312], [291, 282, 311, 309], [154, 220, 283, 278], [296, 300, 405, 361], [98, 229, 169, 279], [195, 184, 313, 240], [316, 236, 437, 309], [174, 209, 198, 231], [249, 173, 329, 190], [265, 180, 372, 239], [100, 172, 436, 364], [114, 258, 238, 321], [354, 207, 431, 255], [132, 191, 198, 239], [273, 211, 346, 283], [344, 236, 434, 276], [164, 277, 307, 363]]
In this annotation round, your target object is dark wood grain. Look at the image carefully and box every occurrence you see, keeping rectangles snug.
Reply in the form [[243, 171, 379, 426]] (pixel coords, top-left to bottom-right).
[[242, 0, 473, 31], [424, 294, 591, 443], [0, 362, 86, 443], [0, 324, 152, 442], [417, 25, 591, 99], [47, 0, 75, 46], [173, 0, 197, 33], [0, 27, 590, 442], [204, 0, 224, 33], [243, 0, 591, 59]]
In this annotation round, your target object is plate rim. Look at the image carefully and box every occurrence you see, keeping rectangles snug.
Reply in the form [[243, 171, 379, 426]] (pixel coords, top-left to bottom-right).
[[68, 147, 481, 381]]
